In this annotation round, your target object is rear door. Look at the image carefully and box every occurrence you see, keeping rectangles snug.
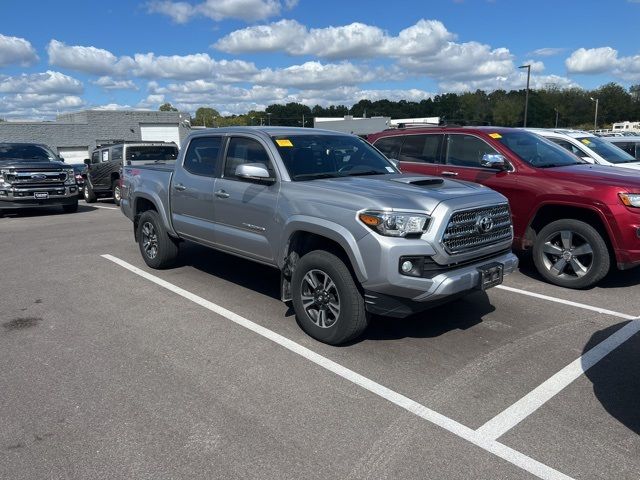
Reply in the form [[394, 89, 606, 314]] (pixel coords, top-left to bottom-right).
[[170, 135, 223, 243], [394, 133, 443, 176], [87, 148, 110, 189], [213, 135, 280, 263]]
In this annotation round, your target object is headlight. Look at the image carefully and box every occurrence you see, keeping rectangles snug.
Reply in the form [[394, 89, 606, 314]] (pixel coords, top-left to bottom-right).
[[64, 169, 75, 185], [359, 210, 430, 237], [619, 193, 640, 208]]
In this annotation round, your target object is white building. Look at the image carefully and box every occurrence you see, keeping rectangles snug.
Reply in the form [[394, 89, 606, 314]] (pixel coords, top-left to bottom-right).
[[612, 121, 640, 132], [314, 116, 390, 135]]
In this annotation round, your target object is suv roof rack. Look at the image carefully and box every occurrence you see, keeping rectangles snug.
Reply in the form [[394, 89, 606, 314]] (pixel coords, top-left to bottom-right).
[[94, 140, 177, 149]]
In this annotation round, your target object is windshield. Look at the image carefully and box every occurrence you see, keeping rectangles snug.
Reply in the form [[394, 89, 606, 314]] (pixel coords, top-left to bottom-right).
[[126, 146, 178, 162], [271, 134, 397, 181], [575, 136, 636, 164], [496, 131, 585, 168], [0, 144, 57, 161]]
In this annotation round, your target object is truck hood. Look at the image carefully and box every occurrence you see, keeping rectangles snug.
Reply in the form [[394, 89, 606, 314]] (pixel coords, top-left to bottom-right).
[[285, 173, 502, 213], [0, 159, 67, 170], [542, 163, 640, 188]]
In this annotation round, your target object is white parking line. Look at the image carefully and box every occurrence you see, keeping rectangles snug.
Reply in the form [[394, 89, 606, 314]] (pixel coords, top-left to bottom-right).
[[496, 285, 636, 320], [477, 318, 640, 440], [91, 205, 119, 210], [102, 254, 574, 480]]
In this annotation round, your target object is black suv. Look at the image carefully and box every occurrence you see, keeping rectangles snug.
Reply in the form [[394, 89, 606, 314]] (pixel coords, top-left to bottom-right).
[[83, 141, 178, 205]]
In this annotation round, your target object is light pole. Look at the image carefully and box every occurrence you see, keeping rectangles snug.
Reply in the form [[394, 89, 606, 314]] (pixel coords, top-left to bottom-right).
[[589, 97, 599, 131], [267, 112, 272, 126], [518, 64, 531, 127], [554, 108, 559, 128]]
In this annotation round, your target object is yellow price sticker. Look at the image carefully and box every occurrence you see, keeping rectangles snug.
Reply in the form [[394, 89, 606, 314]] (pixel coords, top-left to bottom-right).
[[489, 133, 502, 139], [581, 139, 592, 146], [276, 139, 293, 147]]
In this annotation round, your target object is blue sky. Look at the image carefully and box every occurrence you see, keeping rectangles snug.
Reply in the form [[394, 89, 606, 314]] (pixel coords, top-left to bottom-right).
[[1, 0, 639, 119]]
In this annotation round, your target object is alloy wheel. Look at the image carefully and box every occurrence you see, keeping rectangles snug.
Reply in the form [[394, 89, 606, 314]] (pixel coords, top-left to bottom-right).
[[300, 269, 341, 328], [540, 229, 593, 279], [141, 221, 159, 259]]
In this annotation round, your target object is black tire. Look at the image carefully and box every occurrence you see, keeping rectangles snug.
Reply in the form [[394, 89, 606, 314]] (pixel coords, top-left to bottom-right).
[[291, 250, 368, 345], [62, 199, 79, 214], [84, 183, 97, 203], [137, 210, 179, 269], [533, 219, 610, 289], [112, 180, 121, 206]]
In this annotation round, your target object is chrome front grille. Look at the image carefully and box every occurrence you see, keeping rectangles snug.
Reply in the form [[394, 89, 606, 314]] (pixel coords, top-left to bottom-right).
[[442, 204, 512, 254], [5, 170, 66, 185]]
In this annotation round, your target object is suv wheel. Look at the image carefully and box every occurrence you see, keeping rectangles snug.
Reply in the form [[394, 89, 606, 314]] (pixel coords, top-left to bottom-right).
[[84, 183, 97, 203], [291, 250, 368, 345], [137, 210, 179, 269], [533, 219, 610, 289], [112, 180, 121, 206]]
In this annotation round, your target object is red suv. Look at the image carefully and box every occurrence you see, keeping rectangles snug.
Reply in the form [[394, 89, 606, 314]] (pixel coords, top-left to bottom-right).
[[368, 126, 640, 289]]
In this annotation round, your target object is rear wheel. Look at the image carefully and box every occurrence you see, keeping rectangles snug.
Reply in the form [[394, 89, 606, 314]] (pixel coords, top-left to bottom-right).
[[112, 180, 121, 206], [533, 219, 610, 289], [291, 250, 368, 345], [137, 210, 179, 269], [84, 183, 97, 203]]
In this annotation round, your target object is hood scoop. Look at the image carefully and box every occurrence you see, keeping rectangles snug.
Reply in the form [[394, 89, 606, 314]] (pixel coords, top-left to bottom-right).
[[390, 176, 444, 187]]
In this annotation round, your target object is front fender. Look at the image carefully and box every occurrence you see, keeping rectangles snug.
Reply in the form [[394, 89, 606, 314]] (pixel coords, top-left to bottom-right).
[[280, 216, 369, 283]]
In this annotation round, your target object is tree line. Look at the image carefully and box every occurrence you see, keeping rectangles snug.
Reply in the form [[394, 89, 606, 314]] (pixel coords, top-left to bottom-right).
[[160, 82, 640, 130]]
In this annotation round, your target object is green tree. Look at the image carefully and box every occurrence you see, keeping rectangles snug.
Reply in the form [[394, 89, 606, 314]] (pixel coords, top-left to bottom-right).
[[194, 107, 220, 127], [159, 103, 178, 112]]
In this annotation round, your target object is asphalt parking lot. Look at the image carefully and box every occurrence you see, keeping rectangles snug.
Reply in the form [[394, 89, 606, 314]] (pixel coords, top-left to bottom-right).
[[1, 202, 639, 480]]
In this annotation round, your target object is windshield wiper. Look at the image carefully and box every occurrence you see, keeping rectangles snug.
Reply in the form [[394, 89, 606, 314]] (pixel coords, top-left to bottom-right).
[[345, 170, 386, 177], [293, 173, 338, 180]]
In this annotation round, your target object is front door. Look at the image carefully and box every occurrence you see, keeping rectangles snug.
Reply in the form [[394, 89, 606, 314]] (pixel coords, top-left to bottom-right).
[[213, 136, 280, 263], [170, 135, 223, 243], [88, 148, 112, 189]]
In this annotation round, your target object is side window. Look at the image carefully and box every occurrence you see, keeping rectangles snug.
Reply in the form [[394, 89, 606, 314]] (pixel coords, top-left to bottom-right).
[[111, 145, 123, 161], [445, 134, 498, 168], [183, 136, 222, 177], [549, 138, 584, 157], [91, 151, 100, 164], [224, 137, 274, 180], [373, 136, 403, 159], [399, 134, 442, 163]]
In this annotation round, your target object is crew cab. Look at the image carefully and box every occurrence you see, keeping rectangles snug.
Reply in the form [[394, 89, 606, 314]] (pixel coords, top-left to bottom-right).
[[368, 126, 640, 289], [122, 127, 518, 344], [84, 141, 178, 206], [0, 143, 78, 214]]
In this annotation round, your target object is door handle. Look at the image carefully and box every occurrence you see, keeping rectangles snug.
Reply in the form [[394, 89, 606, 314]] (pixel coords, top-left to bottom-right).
[[174, 183, 186, 191], [215, 189, 230, 199], [441, 171, 459, 177]]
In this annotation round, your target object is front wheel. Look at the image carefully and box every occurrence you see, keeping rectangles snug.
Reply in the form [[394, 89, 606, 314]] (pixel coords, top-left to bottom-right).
[[291, 250, 368, 345], [533, 219, 610, 289], [137, 210, 179, 269], [112, 180, 121, 206], [84, 183, 97, 203]]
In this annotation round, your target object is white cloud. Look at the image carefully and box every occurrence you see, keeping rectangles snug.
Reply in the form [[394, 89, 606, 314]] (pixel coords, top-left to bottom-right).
[[148, 0, 297, 23], [530, 47, 565, 57], [215, 19, 453, 59], [565, 47, 619, 74], [252, 61, 379, 89], [439, 72, 577, 93], [521, 60, 545, 73], [93, 103, 134, 110], [0, 33, 38, 67], [47, 40, 133, 76], [0, 93, 85, 119], [0, 71, 83, 95], [93, 77, 138, 90]]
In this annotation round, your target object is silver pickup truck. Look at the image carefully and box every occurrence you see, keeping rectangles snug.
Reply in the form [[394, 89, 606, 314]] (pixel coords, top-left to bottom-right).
[[121, 127, 518, 344]]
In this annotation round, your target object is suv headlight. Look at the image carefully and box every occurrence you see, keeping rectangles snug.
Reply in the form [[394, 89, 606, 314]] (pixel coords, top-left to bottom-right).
[[64, 169, 75, 185], [359, 210, 430, 237], [619, 193, 640, 208]]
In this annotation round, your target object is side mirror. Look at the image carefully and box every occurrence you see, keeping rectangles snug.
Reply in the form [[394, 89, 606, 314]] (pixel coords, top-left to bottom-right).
[[84, 158, 91, 166], [480, 153, 507, 170], [388, 158, 400, 169], [235, 163, 275, 183]]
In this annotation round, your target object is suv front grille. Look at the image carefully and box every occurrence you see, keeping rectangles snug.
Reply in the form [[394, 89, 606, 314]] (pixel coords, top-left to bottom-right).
[[442, 204, 512, 254], [6, 170, 67, 184]]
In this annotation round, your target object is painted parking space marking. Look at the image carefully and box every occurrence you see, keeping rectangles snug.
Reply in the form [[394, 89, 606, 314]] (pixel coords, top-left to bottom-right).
[[102, 254, 574, 480], [496, 285, 636, 320], [90, 205, 119, 210]]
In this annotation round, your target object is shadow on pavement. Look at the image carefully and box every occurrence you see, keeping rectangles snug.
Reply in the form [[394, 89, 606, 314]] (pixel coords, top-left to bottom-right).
[[583, 322, 640, 434], [1, 203, 99, 218]]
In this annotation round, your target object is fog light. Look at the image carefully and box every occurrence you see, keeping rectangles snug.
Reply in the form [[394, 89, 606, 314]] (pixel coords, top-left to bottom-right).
[[401, 261, 414, 273]]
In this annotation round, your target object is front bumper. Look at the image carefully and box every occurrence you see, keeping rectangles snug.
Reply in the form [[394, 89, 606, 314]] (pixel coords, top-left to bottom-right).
[[362, 250, 518, 318], [0, 185, 78, 209]]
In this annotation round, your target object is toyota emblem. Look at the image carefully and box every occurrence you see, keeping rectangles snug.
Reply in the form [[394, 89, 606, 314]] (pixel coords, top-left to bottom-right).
[[476, 216, 494, 233]]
